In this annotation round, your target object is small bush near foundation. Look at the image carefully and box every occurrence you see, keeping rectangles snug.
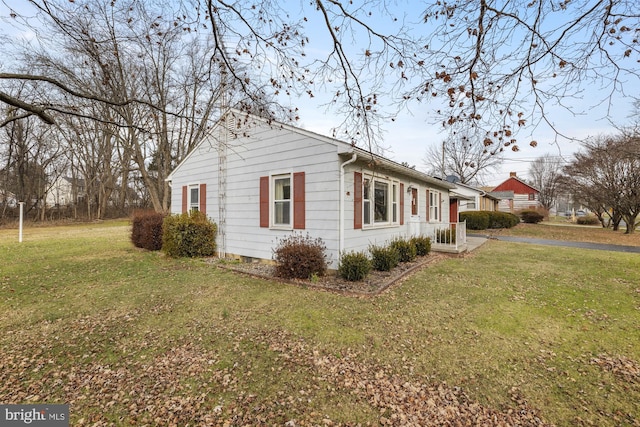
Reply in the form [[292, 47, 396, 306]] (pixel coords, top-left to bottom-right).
[[411, 236, 432, 256], [389, 237, 417, 262], [162, 211, 217, 258], [369, 244, 400, 272], [273, 233, 328, 279], [338, 251, 372, 281], [520, 210, 544, 224], [131, 210, 166, 251]]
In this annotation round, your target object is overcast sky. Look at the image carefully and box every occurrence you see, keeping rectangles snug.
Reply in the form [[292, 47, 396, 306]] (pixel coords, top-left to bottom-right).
[[1, 1, 635, 187]]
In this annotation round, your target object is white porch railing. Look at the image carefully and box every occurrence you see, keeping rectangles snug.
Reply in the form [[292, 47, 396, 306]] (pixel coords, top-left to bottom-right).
[[420, 220, 467, 252]]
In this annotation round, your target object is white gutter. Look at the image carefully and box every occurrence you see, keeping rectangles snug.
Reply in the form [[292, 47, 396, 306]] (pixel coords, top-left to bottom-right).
[[339, 152, 358, 261]]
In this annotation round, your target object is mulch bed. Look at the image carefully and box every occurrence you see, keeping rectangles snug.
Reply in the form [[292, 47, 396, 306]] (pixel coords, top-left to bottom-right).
[[214, 253, 453, 296]]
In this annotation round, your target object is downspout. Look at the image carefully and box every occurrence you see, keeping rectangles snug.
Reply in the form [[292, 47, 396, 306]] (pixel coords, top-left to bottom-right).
[[339, 152, 358, 262]]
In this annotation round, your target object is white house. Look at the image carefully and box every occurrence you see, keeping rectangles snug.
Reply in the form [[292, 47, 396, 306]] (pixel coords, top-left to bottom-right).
[[166, 110, 463, 268], [450, 181, 501, 217], [45, 176, 85, 207]]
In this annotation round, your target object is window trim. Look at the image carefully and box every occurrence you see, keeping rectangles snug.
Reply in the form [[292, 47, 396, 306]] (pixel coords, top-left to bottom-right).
[[429, 190, 441, 222], [362, 174, 400, 228], [188, 183, 200, 212], [272, 173, 292, 229]]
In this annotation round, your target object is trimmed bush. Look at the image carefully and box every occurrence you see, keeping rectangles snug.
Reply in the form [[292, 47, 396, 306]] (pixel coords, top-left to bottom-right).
[[489, 211, 521, 228], [411, 235, 432, 256], [162, 211, 217, 258], [520, 210, 544, 224], [460, 211, 490, 230], [131, 210, 165, 251], [273, 233, 328, 279], [577, 215, 599, 225], [460, 211, 520, 229], [338, 251, 372, 281], [389, 237, 417, 262], [369, 244, 399, 272]]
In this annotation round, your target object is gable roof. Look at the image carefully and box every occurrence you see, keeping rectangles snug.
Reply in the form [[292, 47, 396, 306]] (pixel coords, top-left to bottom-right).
[[167, 108, 455, 189], [492, 175, 539, 193]]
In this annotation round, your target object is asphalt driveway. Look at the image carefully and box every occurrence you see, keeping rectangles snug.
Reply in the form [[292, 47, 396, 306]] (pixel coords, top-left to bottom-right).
[[468, 233, 640, 253]]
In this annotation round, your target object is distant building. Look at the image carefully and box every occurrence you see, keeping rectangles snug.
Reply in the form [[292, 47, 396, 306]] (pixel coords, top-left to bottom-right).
[[491, 172, 541, 213]]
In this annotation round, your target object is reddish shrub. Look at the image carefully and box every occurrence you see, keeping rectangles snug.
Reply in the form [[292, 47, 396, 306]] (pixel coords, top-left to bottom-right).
[[131, 210, 165, 251]]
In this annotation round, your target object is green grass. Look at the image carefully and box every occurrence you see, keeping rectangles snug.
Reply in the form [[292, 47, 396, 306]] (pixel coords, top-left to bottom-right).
[[1, 221, 639, 425]]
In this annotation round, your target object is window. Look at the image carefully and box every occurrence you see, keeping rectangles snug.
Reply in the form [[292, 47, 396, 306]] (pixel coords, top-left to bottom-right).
[[361, 175, 399, 227], [182, 183, 206, 214], [260, 172, 305, 229], [429, 190, 440, 221], [393, 184, 398, 222], [273, 175, 291, 226], [363, 178, 371, 225], [189, 184, 199, 212], [374, 181, 388, 222], [528, 193, 535, 201]]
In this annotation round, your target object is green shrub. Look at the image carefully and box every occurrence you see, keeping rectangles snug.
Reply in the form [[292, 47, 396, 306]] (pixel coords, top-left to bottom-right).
[[577, 215, 599, 225], [411, 235, 431, 256], [389, 237, 417, 262], [369, 244, 399, 272], [520, 210, 544, 224], [131, 210, 165, 251], [162, 211, 217, 258], [338, 251, 372, 281], [273, 233, 328, 279], [460, 211, 520, 229], [435, 228, 455, 244], [489, 211, 521, 228], [460, 211, 490, 230]]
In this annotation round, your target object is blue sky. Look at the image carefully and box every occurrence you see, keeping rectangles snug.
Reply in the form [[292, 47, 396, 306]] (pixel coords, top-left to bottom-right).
[[1, 0, 635, 186]]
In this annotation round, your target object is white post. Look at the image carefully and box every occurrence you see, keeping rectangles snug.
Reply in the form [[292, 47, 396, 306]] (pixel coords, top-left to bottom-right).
[[18, 201, 24, 243]]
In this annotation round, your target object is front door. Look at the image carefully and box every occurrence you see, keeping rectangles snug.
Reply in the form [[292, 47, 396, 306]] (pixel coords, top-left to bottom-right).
[[449, 198, 459, 223], [409, 187, 421, 236]]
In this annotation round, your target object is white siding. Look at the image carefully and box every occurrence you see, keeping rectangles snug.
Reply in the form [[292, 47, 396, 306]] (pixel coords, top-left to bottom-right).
[[170, 119, 342, 266], [169, 114, 454, 268]]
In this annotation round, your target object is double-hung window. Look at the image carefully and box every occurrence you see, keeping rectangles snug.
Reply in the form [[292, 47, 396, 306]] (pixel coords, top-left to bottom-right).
[[429, 190, 440, 221], [273, 174, 291, 226], [362, 175, 399, 227], [189, 184, 200, 212]]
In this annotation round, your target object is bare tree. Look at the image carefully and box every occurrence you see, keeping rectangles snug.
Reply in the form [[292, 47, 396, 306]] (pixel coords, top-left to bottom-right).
[[528, 154, 564, 211], [2, 0, 225, 214], [2, 0, 635, 152], [564, 134, 640, 233], [423, 130, 503, 184]]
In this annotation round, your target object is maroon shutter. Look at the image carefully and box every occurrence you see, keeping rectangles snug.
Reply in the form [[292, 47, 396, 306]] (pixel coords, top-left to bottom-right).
[[181, 186, 188, 213], [199, 183, 206, 215], [354, 172, 362, 229], [399, 183, 404, 225], [260, 176, 269, 227], [426, 189, 430, 221], [293, 172, 305, 229]]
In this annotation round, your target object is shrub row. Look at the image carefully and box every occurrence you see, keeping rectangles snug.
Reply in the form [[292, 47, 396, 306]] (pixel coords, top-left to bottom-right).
[[130, 210, 217, 258], [460, 211, 520, 230], [337, 235, 432, 282]]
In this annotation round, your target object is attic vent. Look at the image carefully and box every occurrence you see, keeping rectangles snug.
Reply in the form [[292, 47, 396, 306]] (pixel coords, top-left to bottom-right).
[[222, 115, 239, 139]]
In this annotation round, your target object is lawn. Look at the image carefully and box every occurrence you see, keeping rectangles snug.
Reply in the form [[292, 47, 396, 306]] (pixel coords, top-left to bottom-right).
[[1, 221, 638, 426]]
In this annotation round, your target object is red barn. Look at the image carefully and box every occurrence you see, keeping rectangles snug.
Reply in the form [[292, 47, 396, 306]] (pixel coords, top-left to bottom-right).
[[492, 172, 541, 213]]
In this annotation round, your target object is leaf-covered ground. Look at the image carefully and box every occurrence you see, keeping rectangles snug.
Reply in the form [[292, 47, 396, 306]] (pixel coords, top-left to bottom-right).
[[1, 221, 638, 426]]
